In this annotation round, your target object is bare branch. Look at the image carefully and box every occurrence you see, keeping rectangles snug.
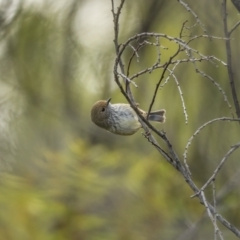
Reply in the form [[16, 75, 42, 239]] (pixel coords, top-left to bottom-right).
[[184, 117, 240, 167], [229, 20, 240, 36], [111, 1, 240, 237], [177, 0, 208, 34], [126, 43, 143, 77], [192, 142, 240, 197], [201, 192, 224, 240], [167, 65, 188, 124], [195, 69, 232, 110], [118, 72, 138, 88], [222, 0, 240, 118], [212, 181, 218, 240]]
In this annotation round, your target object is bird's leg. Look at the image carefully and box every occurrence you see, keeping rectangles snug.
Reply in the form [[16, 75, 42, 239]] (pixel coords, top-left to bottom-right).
[[142, 129, 152, 137]]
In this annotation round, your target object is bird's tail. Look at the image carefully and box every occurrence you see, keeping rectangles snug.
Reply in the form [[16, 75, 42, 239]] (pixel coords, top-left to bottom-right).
[[148, 109, 166, 123]]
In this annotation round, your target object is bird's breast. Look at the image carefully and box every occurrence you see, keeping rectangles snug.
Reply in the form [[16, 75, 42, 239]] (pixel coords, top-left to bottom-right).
[[108, 106, 141, 135]]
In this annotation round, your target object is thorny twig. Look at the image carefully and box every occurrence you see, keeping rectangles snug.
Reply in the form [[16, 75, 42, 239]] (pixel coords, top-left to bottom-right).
[[184, 117, 240, 167], [201, 192, 224, 240], [191, 142, 240, 198]]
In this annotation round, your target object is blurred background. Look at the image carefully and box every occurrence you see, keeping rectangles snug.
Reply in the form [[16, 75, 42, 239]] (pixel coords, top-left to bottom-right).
[[0, 0, 239, 239]]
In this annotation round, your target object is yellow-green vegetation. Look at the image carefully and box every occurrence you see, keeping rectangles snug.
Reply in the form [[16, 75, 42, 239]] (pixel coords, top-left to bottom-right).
[[0, 138, 196, 240], [0, 1, 239, 239]]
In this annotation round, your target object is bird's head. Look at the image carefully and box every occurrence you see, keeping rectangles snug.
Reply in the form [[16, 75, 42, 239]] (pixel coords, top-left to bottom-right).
[[91, 98, 111, 126]]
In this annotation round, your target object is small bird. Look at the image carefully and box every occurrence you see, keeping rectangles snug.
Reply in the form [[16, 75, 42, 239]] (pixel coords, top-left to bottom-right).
[[91, 98, 166, 136], [231, 0, 240, 12]]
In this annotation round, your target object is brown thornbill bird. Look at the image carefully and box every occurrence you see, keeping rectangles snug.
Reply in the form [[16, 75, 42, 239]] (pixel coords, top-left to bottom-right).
[[231, 0, 240, 12], [91, 98, 166, 136]]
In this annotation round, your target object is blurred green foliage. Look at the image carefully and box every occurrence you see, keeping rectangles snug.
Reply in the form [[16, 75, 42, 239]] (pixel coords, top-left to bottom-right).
[[0, 0, 239, 239], [0, 138, 196, 240]]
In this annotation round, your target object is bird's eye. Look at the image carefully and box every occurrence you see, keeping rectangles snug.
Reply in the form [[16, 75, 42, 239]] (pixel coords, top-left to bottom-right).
[[101, 107, 105, 112]]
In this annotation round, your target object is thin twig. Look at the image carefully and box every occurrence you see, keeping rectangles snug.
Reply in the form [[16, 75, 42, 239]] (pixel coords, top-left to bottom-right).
[[222, 0, 240, 118], [191, 142, 240, 198], [229, 20, 240, 36], [201, 192, 224, 240], [177, 0, 208, 34], [195, 69, 232, 110], [212, 181, 217, 240], [126, 43, 143, 77], [167, 66, 188, 124], [146, 39, 182, 119], [184, 117, 240, 167], [118, 72, 138, 88]]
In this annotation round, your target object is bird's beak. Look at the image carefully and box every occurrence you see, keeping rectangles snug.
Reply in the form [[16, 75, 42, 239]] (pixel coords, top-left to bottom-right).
[[106, 98, 111, 106]]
